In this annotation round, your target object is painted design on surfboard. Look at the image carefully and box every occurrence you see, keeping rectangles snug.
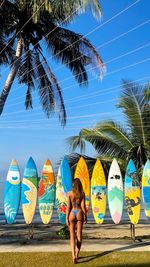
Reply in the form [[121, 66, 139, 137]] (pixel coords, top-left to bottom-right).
[[91, 159, 106, 224], [125, 159, 141, 224], [4, 160, 21, 224], [142, 160, 150, 217], [39, 159, 55, 224], [75, 157, 90, 212], [56, 167, 67, 224], [22, 157, 38, 224], [108, 159, 123, 224], [56, 158, 72, 224]]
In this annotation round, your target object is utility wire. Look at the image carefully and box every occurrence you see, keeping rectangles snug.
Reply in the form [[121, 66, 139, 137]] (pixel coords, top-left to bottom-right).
[[4, 0, 141, 83], [2, 59, 150, 118], [4, 39, 150, 105]]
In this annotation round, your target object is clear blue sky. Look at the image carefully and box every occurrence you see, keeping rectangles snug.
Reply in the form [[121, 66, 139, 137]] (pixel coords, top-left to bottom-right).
[[0, 0, 149, 178]]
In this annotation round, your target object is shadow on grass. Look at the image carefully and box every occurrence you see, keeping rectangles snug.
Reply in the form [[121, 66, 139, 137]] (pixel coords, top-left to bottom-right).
[[79, 241, 150, 264], [94, 264, 150, 267]]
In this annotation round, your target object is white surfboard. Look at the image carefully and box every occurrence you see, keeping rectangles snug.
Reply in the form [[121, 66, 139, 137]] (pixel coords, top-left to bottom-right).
[[108, 159, 123, 224]]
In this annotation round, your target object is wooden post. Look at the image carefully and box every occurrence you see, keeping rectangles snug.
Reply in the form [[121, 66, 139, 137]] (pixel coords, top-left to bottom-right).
[[130, 223, 136, 242], [130, 223, 133, 239], [27, 224, 34, 240], [132, 224, 135, 242]]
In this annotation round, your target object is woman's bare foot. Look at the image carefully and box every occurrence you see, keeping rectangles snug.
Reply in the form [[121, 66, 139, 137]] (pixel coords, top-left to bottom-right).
[[76, 250, 79, 261], [73, 257, 77, 264]]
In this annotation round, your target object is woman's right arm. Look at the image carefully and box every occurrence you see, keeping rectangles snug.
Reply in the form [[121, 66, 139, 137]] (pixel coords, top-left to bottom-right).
[[66, 192, 71, 225], [81, 193, 87, 224]]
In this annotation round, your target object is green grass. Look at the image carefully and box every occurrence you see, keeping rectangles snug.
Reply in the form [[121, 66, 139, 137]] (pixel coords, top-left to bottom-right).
[[0, 252, 150, 267]]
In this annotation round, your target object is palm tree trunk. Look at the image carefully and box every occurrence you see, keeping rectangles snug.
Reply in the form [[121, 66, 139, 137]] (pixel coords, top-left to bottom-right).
[[0, 38, 23, 115]]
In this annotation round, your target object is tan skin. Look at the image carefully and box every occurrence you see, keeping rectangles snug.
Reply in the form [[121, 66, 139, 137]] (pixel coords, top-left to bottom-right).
[[66, 191, 87, 264]]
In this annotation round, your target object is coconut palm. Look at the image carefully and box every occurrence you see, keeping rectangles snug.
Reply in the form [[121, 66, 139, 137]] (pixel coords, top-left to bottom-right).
[[68, 81, 150, 169], [0, 0, 104, 126]]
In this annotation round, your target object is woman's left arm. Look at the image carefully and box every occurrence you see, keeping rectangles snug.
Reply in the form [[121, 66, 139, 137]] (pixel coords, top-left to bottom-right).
[[66, 192, 71, 225]]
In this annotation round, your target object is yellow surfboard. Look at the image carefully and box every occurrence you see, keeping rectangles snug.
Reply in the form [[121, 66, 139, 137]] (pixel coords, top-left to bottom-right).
[[74, 157, 90, 213], [91, 159, 106, 224], [125, 159, 141, 224]]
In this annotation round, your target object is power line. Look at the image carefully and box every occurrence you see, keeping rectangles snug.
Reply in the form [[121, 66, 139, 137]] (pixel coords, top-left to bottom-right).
[[2, 0, 140, 86], [4, 41, 150, 107], [2, 59, 150, 118], [6, 18, 149, 99], [57, 42, 150, 87], [1, 96, 150, 125]]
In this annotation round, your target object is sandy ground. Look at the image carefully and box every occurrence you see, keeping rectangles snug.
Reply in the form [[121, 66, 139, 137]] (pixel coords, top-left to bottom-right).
[[1, 223, 150, 241], [83, 223, 150, 239], [0, 223, 150, 244], [0, 223, 150, 251]]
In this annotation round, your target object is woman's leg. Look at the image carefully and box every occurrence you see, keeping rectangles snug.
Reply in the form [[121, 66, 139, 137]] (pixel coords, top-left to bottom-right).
[[69, 213, 76, 262], [76, 211, 84, 259]]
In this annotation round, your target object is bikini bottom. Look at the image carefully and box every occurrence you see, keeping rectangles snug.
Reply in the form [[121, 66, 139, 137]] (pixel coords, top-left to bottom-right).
[[71, 209, 80, 216]]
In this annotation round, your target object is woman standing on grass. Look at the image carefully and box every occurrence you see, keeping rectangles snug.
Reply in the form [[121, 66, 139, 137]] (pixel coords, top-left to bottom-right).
[[66, 178, 87, 264]]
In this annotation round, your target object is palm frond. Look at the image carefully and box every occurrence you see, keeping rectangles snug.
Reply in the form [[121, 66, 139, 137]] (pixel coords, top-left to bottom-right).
[[81, 128, 128, 159], [68, 127, 128, 160], [117, 80, 148, 146], [46, 26, 104, 79], [25, 86, 33, 109], [18, 46, 35, 87], [45, 25, 89, 85], [0, 34, 14, 65], [144, 83, 150, 102], [95, 120, 133, 151], [34, 51, 55, 117], [40, 51, 66, 126], [67, 135, 86, 153], [17, 44, 35, 109], [50, 0, 102, 24], [16, 0, 52, 23]]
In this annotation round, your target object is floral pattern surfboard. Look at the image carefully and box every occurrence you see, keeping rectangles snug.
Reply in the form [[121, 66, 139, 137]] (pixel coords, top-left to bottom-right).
[[56, 158, 72, 224], [38, 159, 55, 224]]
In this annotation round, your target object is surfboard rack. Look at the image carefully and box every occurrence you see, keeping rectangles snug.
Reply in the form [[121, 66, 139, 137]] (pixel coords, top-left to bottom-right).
[[130, 223, 135, 242]]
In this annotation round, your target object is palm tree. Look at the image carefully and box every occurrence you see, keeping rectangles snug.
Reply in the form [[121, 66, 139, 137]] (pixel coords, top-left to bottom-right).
[[68, 81, 150, 170], [0, 0, 104, 126]]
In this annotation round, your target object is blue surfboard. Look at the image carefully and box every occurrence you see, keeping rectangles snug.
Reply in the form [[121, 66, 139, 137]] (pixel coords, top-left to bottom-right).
[[56, 157, 72, 224], [4, 160, 21, 224], [61, 157, 72, 193], [142, 159, 150, 217]]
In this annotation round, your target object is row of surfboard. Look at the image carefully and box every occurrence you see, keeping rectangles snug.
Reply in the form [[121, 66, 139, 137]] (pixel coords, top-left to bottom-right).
[[3, 156, 150, 225]]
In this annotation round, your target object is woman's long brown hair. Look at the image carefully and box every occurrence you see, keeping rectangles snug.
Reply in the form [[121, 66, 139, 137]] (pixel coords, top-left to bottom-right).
[[72, 178, 83, 198]]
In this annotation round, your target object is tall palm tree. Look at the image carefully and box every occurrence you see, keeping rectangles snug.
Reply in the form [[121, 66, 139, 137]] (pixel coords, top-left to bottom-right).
[[0, 0, 104, 126], [68, 81, 150, 170]]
